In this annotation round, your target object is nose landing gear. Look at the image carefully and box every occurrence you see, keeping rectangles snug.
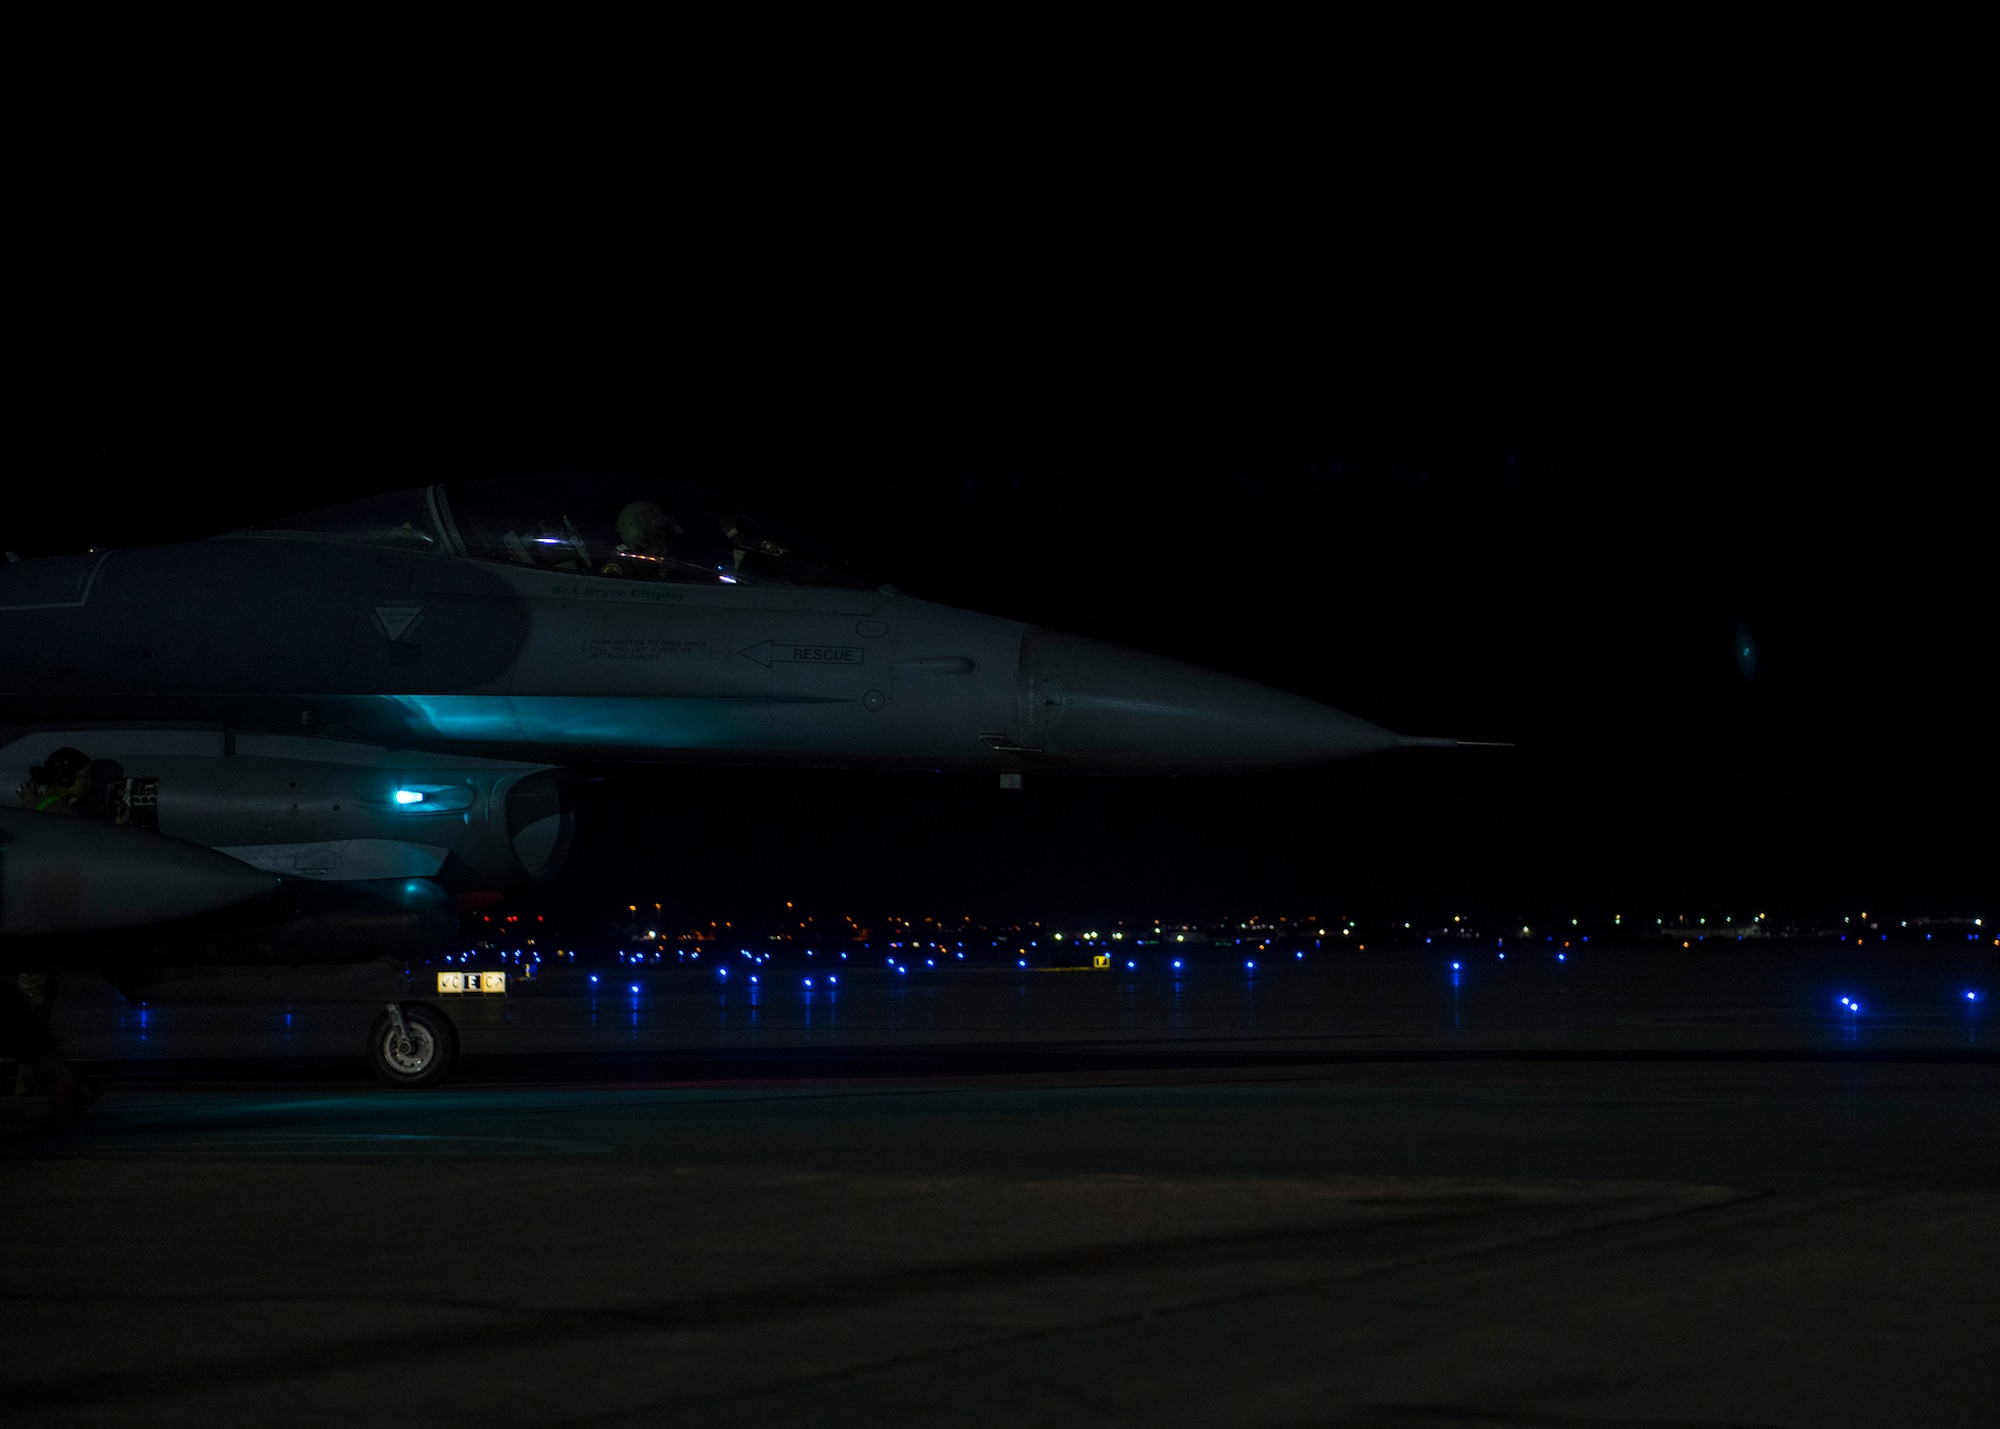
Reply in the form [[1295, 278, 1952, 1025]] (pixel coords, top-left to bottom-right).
[[367, 1001, 459, 1088]]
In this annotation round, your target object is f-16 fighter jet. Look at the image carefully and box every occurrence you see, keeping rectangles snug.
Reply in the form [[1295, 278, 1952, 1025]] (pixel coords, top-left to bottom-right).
[[0, 475, 1470, 1087]]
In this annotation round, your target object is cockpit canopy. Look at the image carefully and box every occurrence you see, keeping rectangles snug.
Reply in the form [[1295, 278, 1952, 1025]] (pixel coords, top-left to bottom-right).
[[243, 477, 876, 590]]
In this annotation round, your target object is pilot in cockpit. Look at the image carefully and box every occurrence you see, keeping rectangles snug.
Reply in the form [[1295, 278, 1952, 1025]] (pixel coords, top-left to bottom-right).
[[601, 501, 686, 580]]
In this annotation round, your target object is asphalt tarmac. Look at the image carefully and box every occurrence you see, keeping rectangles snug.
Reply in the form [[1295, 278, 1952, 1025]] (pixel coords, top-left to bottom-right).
[[5, 944, 1997, 1427]]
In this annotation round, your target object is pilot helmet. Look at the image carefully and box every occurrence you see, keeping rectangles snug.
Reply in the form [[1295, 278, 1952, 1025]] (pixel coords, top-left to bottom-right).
[[41, 746, 92, 790], [615, 501, 681, 551]]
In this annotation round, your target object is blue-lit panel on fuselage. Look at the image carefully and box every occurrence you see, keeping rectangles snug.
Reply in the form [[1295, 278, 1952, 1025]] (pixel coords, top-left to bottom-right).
[[381, 693, 846, 751]]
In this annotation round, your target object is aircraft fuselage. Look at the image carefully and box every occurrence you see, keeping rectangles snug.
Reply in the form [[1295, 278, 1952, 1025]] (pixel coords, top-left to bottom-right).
[[1, 532, 1396, 775]]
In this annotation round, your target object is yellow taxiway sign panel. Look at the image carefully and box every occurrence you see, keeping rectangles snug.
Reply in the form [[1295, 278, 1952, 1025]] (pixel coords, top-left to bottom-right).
[[437, 971, 507, 995]]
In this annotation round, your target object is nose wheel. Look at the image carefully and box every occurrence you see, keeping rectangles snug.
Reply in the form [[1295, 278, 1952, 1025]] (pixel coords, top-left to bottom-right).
[[367, 1001, 459, 1089]]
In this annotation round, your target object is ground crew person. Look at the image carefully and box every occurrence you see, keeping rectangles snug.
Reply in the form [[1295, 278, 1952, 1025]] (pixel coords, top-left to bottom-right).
[[17, 746, 92, 813], [10, 746, 107, 1097], [1, 979, 91, 1123]]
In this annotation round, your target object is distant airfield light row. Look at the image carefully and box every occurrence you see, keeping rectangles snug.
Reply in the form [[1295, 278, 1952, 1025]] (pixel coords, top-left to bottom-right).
[[540, 945, 1989, 1019], [449, 907, 1990, 965]]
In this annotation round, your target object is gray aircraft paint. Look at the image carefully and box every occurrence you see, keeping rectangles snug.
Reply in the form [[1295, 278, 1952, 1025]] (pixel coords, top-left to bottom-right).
[[0, 481, 1439, 948], [0, 731, 567, 893], [0, 534, 1391, 770], [0, 807, 279, 936]]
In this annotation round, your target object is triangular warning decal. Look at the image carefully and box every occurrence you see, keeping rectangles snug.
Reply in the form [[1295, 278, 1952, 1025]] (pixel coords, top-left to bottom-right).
[[374, 605, 424, 642]]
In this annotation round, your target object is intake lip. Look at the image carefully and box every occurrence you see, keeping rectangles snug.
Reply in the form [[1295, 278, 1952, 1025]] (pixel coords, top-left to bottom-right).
[[502, 770, 574, 881], [1018, 629, 1402, 772]]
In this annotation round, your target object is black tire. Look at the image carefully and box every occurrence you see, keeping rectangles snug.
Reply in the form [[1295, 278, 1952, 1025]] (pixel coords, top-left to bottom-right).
[[366, 1002, 459, 1089]]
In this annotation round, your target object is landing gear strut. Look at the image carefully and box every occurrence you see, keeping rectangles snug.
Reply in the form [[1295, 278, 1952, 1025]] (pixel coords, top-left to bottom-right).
[[366, 1001, 459, 1089]]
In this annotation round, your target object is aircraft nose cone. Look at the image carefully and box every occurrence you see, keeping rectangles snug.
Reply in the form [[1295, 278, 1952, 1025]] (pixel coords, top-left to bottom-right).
[[1019, 629, 1400, 771]]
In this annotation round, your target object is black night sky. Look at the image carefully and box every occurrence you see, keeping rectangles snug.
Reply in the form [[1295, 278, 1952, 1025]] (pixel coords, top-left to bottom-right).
[[22, 133, 1989, 929]]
